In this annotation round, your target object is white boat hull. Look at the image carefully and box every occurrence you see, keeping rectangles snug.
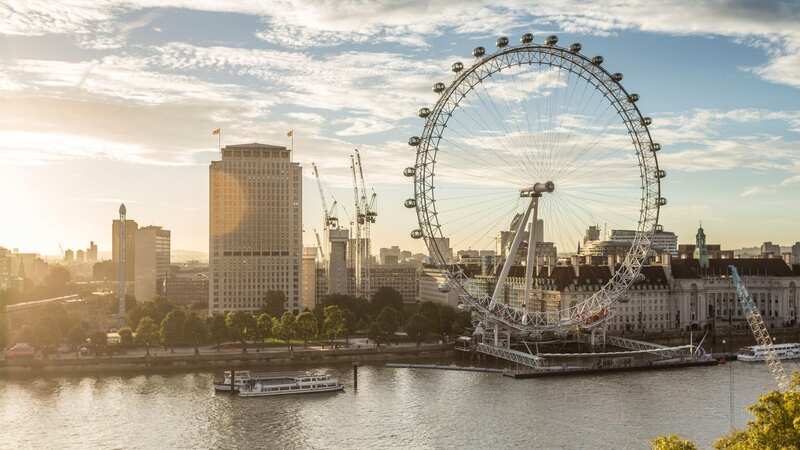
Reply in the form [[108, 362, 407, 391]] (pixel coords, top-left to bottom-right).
[[239, 384, 344, 397]]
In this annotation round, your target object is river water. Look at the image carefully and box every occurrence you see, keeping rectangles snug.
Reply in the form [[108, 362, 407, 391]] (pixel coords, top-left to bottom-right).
[[1, 359, 797, 449]]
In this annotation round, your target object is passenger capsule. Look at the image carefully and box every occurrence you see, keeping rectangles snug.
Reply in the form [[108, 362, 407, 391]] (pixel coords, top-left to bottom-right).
[[641, 117, 652, 126], [451, 61, 464, 73], [611, 72, 623, 82], [569, 43, 582, 53], [521, 33, 534, 44], [496, 36, 509, 48], [473, 46, 486, 58], [657, 197, 667, 206], [408, 136, 421, 146], [404, 198, 417, 208], [591, 55, 604, 65], [651, 143, 661, 152], [628, 93, 640, 103], [418, 107, 431, 118], [403, 166, 416, 177], [433, 82, 446, 93], [545, 35, 558, 46], [656, 169, 666, 179], [411, 229, 424, 239]]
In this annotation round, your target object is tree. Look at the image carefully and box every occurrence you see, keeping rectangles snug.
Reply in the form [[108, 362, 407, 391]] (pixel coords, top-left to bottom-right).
[[183, 313, 207, 355], [295, 311, 318, 348], [135, 316, 159, 356], [118, 327, 134, 347], [33, 315, 61, 356], [342, 308, 356, 344], [653, 373, 800, 449], [418, 302, 440, 328], [160, 310, 186, 352], [226, 311, 255, 353], [255, 313, 273, 346], [713, 372, 800, 449], [650, 435, 697, 450], [367, 321, 384, 348], [377, 307, 401, 345], [323, 305, 345, 348], [278, 311, 296, 350], [66, 324, 87, 354], [90, 330, 107, 356], [206, 314, 228, 351], [405, 313, 429, 347], [263, 290, 287, 317], [370, 287, 404, 318]]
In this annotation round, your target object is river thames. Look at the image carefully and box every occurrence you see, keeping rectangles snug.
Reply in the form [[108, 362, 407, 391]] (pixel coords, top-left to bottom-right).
[[1, 360, 797, 449]]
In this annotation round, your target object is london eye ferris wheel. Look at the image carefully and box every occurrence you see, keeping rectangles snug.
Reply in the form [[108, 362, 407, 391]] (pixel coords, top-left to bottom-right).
[[405, 33, 665, 334]]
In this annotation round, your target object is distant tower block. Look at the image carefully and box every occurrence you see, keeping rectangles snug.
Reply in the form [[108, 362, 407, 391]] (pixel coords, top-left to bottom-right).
[[327, 228, 349, 295], [117, 203, 127, 321]]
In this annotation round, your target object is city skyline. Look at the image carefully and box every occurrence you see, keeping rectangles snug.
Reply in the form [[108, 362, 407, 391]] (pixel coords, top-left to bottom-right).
[[2, 2, 800, 256]]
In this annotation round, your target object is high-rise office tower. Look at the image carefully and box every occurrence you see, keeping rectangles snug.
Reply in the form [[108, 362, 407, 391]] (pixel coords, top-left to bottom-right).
[[209, 143, 302, 314], [301, 247, 318, 310], [135, 225, 171, 303], [327, 228, 349, 295], [113, 204, 137, 320], [87, 241, 98, 262]]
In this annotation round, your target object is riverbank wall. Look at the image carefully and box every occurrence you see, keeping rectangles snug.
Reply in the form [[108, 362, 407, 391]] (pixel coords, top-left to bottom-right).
[[0, 344, 453, 376]]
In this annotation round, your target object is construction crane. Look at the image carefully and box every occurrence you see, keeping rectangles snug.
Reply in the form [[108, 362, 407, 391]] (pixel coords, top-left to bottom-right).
[[354, 149, 377, 297], [312, 162, 338, 229], [349, 154, 362, 297], [313, 229, 325, 260], [730, 265, 792, 391]]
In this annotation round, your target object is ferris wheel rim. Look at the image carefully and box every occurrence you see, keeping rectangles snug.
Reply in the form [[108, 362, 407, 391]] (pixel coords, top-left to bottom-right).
[[409, 38, 664, 333]]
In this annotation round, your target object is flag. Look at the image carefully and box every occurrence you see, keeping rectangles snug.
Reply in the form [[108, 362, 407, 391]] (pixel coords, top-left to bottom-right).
[[212, 128, 220, 135], [287, 129, 293, 137]]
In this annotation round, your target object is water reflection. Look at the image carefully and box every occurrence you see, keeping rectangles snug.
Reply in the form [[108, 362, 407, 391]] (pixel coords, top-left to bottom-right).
[[0, 361, 786, 449]]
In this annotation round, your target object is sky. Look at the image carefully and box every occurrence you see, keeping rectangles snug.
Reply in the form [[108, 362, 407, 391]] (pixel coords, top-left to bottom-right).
[[1, 0, 799, 257]]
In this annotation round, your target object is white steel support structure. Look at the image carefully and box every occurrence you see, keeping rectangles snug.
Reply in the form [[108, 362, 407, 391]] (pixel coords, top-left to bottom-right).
[[730, 266, 792, 391]]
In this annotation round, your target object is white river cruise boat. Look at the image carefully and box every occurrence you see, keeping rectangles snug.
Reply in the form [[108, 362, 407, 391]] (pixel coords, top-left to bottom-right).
[[737, 343, 800, 362], [214, 370, 288, 392], [238, 373, 344, 397]]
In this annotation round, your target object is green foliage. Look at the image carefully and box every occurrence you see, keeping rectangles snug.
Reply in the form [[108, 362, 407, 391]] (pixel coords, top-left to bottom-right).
[[713, 372, 800, 449], [322, 294, 371, 324], [654, 373, 800, 450], [405, 313, 429, 347], [367, 321, 384, 347], [118, 327, 134, 347], [206, 314, 228, 350], [295, 311, 318, 347], [323, 305, 345, 346], [135, 316, 159, 355], [183, 313, 207, 355], [127, 297, 174, 330], [278, 312, 296, 350], [377, 307, 401, 344], [226, 311, 256, 352], [66, 324, 87, 350], [89, 330, 107, 355], [370, 287, 404, 318], [650, 435, 698, 450], [160, 310, 186, 351], [263, 290, 287, 317], [255, 313, 273, 343]]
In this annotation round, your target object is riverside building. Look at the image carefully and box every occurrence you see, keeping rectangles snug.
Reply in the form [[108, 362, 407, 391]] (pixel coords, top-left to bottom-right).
[[209, 143, 302, 314]]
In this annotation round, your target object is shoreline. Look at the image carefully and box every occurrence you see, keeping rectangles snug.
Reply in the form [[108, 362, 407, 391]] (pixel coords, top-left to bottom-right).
[[0, 344, 454, 376]]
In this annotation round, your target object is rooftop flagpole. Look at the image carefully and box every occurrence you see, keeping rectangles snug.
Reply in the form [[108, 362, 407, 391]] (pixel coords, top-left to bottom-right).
[[212, 128, 221, 156], [287, 129, 294, 160]]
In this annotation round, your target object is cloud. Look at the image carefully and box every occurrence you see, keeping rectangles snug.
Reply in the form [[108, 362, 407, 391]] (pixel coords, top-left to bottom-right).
[[741, 185, 776, 198], [287, 112, 326, 124], [3, 1, 800, 88]]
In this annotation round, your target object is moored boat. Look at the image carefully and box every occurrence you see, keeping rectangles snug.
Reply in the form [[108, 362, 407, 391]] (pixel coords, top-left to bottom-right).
[[737, 343, 800, 362], [238, 373, 344, 397], [214, 370, 289, 392]]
